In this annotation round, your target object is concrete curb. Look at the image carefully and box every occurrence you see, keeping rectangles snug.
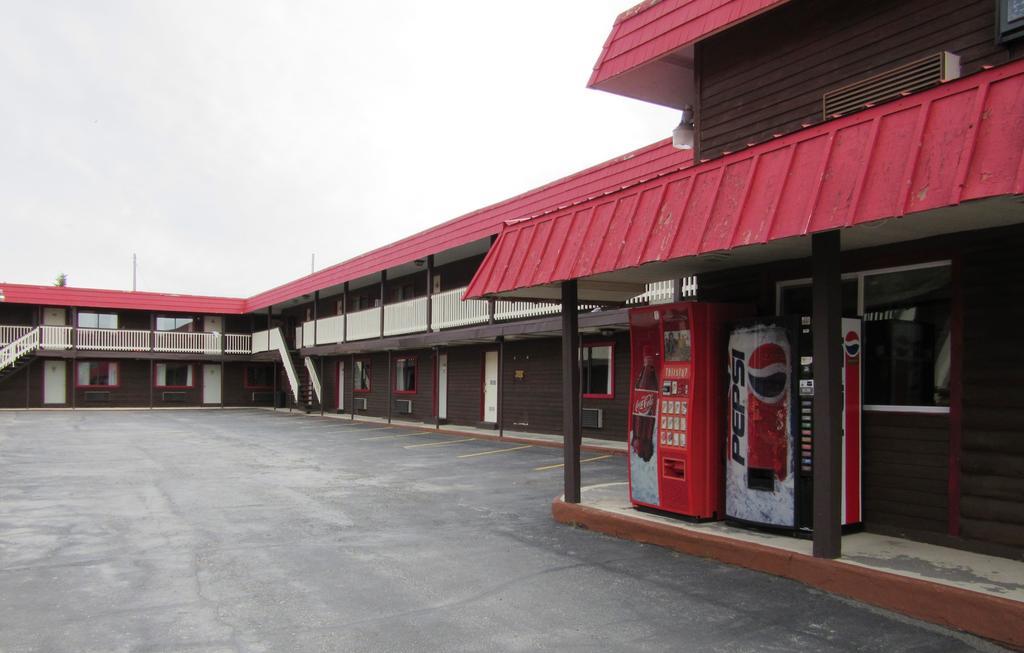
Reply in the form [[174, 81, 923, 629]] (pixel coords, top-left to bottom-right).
[[552, 498, 1024, 650]]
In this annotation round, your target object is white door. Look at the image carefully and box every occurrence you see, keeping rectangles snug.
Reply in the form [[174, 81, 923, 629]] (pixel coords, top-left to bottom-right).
[[483, 350, 498, 423], [43, 360, 66, 405], [43, 307, 66, 326], [203, 316, 223, 332], [203, 364, 221, 405], [438, 353, 448, 420], [337, 360, 345, 411]]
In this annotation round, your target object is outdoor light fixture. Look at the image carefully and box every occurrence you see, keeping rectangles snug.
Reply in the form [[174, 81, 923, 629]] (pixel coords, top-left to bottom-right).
[[672, 105, 695, 150], [414, 259, 425, 267]]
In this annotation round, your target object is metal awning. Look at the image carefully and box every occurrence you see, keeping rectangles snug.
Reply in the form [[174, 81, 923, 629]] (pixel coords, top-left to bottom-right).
[[466, 60, 1024, 303]]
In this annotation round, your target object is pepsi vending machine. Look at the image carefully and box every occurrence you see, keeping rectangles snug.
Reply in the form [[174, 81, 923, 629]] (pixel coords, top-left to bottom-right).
[[628, 302, 749, 519], [725, 317, 862, 532]]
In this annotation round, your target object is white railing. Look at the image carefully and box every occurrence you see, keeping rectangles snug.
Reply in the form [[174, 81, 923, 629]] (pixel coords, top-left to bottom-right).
[[0, 328, 40, 372], [346, 307, 381, 341], [304, 356, 322, 403], [77, 328, 151, 352], [432, 287, 490, 330], [270, 327, 299, 402], [252, 329, 271, 353], [40, 326, 73, 350], [302, 321, 316, 348], [494, 299, 561, 321], [680, 275, 698, 298], [153, 331, 220, 354], [225, 333, 253, 354], [0, 325, 32, 347], [294, 326, 303, 349], [315, 314, 345, 345], [384, 296, 428, 336], [627, 280, 676, 305]]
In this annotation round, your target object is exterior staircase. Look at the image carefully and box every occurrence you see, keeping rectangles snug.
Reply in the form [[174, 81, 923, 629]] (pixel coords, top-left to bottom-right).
[[297, 358, 322, 413], [0, 328, 42, 384]]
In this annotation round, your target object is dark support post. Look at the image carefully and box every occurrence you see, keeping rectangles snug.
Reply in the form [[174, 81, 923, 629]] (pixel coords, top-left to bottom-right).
[[220, 361, 225, 409], [272, 361, 278, 411], [342, 282, 349, 343], [386, 350, 392, 424], [312, 290, 319, 348], [149, 360, 154, 409], [319, 356, 325, 417], [426, 255, 434, 332], [71, 307, 77, 411], [497, 336, 504, 439], [433, 345, 440, 429], [487, 299, 495, 324], [812, 230, 843, 559], [671, 278, 683, 302], [350, 354, 356, 421], [379, 271, 387, 339], [561, 281, 581, 504]]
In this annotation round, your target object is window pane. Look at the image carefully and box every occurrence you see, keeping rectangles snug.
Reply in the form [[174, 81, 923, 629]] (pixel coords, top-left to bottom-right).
[[78, 361, 115, 386], [863, 265, 951, 407], [396, 358, 416, 392], [156, 317, 193, 332], [156, 363, 192, 387], [582, 345, 612, 396], [97, 314, 118, 329], [354, 361, 370, 390]]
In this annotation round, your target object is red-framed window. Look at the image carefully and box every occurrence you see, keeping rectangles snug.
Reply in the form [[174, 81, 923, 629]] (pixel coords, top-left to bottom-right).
[[581, 342, 614, 399], [244, 365, 274, 389], [155, 363, 194, 388], [76, 361, 119, 388], [354, 359, 371, 392], [394, 356, 416, 394]]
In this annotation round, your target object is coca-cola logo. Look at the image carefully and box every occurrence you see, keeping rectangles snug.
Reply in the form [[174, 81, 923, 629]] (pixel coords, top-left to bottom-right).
[[634, 393, 655, 415]]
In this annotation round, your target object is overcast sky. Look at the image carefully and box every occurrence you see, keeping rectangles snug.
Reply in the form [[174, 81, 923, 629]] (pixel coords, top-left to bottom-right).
[[1, 1, 676, 297]]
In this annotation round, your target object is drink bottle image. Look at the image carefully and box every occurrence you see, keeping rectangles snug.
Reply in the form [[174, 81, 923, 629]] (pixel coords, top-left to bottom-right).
[[746, 340, 790, 483], [631, 352, 659, 462]]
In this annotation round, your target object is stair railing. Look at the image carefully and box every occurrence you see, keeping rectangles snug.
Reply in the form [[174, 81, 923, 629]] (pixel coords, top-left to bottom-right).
[[0, 327, 40, 373], [269, 327, 300, 403], [304, 357, 322, 404]]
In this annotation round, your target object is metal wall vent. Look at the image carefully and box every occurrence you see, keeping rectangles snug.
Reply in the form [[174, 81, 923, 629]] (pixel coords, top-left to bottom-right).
[[582, 408, 604, 429], [823, 52, 960, 120]]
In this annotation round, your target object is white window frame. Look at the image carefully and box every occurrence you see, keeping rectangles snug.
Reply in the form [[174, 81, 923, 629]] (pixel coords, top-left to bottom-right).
[[775, 260, 952, 414]]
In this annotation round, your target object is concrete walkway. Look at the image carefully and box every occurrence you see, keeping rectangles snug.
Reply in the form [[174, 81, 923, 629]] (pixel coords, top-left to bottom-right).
[[555, 482, 1024, 649]]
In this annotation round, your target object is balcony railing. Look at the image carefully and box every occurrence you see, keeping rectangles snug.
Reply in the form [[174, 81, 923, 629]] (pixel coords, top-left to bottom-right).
[[431, 287, 489, 330], [153, 331, 220, 354], [77, 328, 151, 352], [384, 296, 428, 336], [1, 326, 259, 355], [346, 307, 381, 341], [0, 325, 33, 347]]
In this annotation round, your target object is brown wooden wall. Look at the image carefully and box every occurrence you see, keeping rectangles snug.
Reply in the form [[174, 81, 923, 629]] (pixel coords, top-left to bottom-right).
[[960, 233, 1024, 550], [0, 304, 37, 325], [862, 411, 950, 535], [698, 0, 1023, 159]]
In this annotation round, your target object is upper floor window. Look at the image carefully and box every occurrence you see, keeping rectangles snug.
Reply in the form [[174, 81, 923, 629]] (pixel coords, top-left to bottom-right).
[[156, 316, 194, 332], [76, 361, 118, 387], [395, 357, 416, 394], [581, 343, 614, 399], [78, 312, 118, 329], [778, 261, 951, 411]]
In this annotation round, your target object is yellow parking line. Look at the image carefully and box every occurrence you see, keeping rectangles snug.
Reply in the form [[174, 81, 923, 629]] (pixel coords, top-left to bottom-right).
[[359, 431, 430, 441], [457, 444, 533, 459], [533, 454, 613, 472], [403, 438, 475, 449]]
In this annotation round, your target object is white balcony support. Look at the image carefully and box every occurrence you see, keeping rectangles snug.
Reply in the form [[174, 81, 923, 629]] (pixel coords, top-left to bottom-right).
[[252, 329, 271, 353], [153, 331, 220, 354], [431, 287, 490, 330], [0, 328, 40, 372], [224, 333, 253, 354], [493, 299, 561, 321], [680, 275, 699, 298], [77, 328, 151, 352], [294, 326, 303, 349], [270, 328, 300, 402], [383, 296, 428, 336], [346, 307, 381, 341], [40, 326, 73, 350], [315, 315, 345, 345], [0, 325, 33, 347], [304, 356, 322, 404]]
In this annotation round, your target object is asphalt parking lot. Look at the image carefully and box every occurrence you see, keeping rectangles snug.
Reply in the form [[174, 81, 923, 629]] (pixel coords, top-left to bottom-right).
[[0, 409, 1005, 652]]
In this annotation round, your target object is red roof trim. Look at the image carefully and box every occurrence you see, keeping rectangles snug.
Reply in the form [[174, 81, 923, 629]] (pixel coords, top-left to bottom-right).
[[0, 283, 247, 314], [588, 0, 789, 89], [467, 61, 1024, 299]]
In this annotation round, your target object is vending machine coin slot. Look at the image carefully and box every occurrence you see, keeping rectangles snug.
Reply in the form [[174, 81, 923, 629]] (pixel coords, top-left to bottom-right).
[[662, 458, 686, 480]]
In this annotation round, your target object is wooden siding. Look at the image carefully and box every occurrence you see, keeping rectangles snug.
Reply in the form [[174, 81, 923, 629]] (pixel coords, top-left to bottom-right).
[[698, 0, 1023, 159], [862, 411, 950, 535], [445, 344, 487, 427], [223, 362, 276, 407], [960, 233, 1024, 549]]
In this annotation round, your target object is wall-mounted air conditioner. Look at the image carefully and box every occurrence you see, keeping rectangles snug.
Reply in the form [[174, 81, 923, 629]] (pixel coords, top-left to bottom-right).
[[395, 399, 413, 415], [354, 397, 368, 411], [582, 407, 604, 429]]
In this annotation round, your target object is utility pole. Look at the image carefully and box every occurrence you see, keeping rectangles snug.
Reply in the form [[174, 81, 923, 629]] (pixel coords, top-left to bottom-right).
[[132, 253, 137, 291], [311, 253, 315, 275]]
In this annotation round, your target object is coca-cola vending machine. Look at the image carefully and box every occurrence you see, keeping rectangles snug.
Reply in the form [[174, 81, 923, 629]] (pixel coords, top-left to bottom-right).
[[628, 302, 749, 519], [725, 316, 862, 532]]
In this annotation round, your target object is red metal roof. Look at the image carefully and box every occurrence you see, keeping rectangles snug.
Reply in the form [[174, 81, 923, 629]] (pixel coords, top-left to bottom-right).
[[244, 140, 692, 311], [589, 0, 788, 91], [467, 61, 1024, 300], [0, 283, 247, 314]]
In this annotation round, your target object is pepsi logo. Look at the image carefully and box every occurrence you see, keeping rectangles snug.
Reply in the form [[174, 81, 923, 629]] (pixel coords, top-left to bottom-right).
[[844, 331, 861, 358], [747, 342, 788, 403]]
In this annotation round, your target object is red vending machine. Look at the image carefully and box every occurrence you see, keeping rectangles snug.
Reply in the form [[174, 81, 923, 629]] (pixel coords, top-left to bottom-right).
[[725, 316, 863, 532], [627, 302, 749, 519]]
